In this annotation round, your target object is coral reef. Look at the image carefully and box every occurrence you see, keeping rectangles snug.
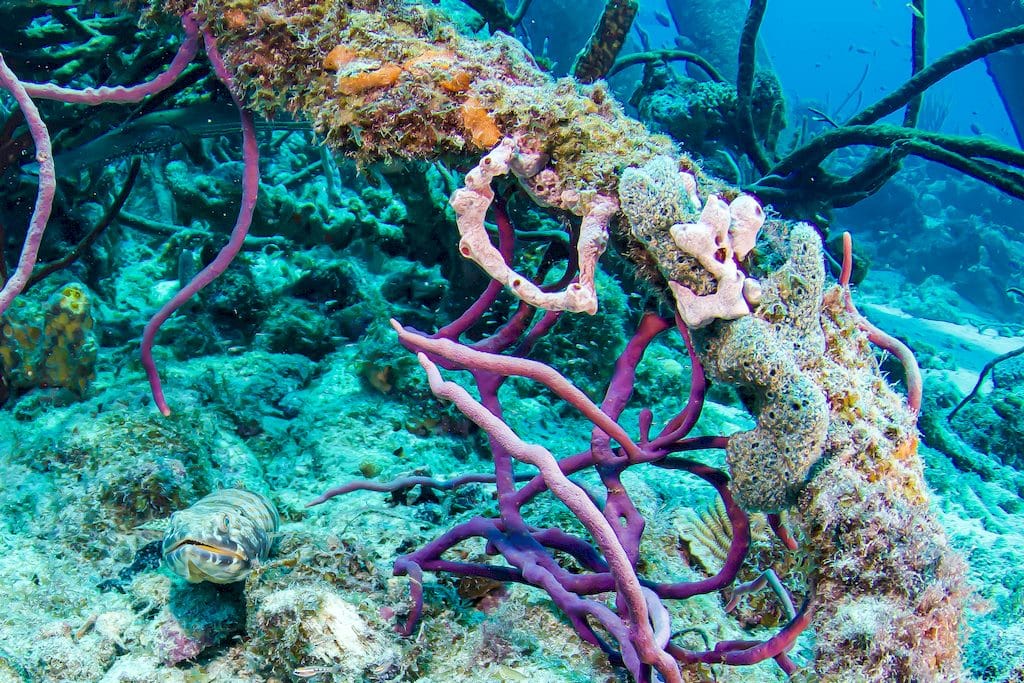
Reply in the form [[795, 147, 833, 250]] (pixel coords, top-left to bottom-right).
[[614, 156, 966, 676], [0, 0, 995, 681]]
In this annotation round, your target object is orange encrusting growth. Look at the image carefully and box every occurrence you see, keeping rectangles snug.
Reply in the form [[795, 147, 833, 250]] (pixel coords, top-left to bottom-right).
[[322, 41, 501, 149], [439, 70, 472, 93], [323, 45, 358, 71], [460, 97, 502, 148], [223, 8, 247, 30], [864, 435, 928, 506], [335, 63, 403, 95], [401, 49, 456, 71]]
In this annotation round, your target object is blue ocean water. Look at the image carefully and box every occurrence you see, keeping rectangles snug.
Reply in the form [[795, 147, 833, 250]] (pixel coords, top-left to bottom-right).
[[0, 1, 1021, 681]]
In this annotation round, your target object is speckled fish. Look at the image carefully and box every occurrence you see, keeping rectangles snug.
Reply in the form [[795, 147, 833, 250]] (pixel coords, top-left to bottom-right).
[[162, 489, 279, 584]]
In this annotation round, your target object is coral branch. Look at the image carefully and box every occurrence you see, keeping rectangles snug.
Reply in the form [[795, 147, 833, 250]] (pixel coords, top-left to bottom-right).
[[414, 350, 682, 683], [0, 54, 55, 318], [307, 472, 513, 507]]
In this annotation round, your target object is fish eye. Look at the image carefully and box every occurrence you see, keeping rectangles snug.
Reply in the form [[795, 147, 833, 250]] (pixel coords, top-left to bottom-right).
[[219, 516, 231, 533]]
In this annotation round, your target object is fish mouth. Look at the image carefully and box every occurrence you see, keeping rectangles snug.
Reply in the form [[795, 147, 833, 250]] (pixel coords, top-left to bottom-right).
[[167, 538, 248, 563]]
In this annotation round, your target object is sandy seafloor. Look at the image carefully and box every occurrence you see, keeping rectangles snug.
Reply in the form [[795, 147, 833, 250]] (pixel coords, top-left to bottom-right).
[[0, 261, 1021, 683]]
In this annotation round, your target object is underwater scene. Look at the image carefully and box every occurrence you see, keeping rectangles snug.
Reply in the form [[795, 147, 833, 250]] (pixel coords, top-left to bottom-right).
[[1, 0, 1023, 681]]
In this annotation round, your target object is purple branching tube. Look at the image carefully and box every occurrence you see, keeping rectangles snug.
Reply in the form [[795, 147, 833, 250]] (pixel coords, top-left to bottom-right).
[[314, 301, 812, 680], [413, 350, 683, 683], [315, 311, 809, 681], [312, 193, 809, 681], [140, 27, 260, 416]]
